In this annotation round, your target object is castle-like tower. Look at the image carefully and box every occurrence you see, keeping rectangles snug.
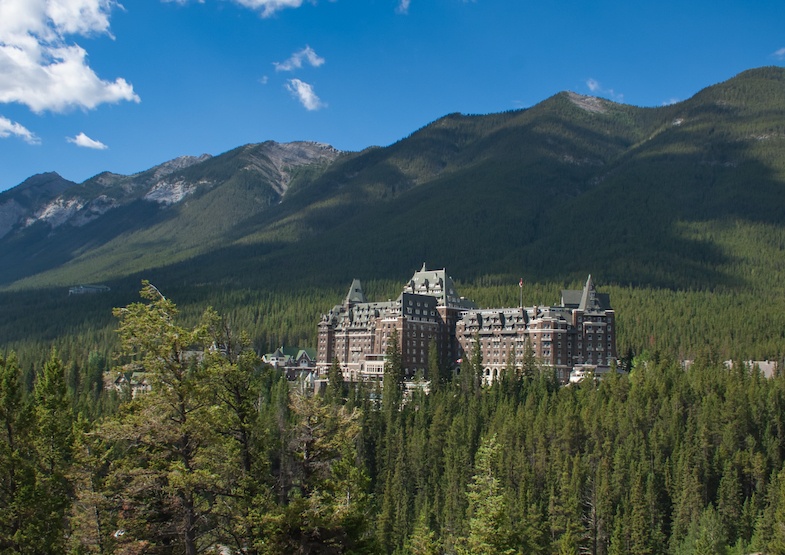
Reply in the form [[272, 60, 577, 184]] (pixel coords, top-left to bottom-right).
[[317, 269, 616, 384], [455, 275, 616, 383], [316, 265, 475, 381]]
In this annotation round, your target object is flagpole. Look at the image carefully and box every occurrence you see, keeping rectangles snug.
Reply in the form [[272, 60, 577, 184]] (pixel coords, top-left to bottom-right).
[[519, 278, 523, 309]]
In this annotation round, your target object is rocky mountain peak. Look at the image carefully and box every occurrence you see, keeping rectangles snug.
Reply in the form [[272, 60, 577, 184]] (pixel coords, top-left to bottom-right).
[[240, 141, 342, 195], [151, 154, 212, 181]]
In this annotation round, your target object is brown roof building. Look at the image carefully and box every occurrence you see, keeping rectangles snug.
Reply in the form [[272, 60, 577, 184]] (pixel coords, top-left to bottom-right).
[[317, 265, 475, 381], [456, 275, 616, 383], [317, 269, 616, 384]]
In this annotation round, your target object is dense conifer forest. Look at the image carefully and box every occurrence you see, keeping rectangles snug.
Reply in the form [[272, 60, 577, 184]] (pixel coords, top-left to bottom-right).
[[3, 284, 785, 554], [4, 67, 785, 553]]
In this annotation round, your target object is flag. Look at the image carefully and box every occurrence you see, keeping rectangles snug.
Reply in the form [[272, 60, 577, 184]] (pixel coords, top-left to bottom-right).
[[519, 278, 523, 288]]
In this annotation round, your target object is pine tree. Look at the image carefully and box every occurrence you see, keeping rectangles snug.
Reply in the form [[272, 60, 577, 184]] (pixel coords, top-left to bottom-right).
[[67, 414, 107, 555], [405, 506, 442, 555], [628, 469, 653, 555], [326, 356, 345, 405], [717, 460, 742, 544], [458, 434, 518, 555], [383, 329, 403, 417], [693, 505, 727, 555], [427, 338, 441, 391], [203, 319, 275, 554], [767, 467, 785, 555], [32, 350, 74, 553], [0, 352, 36, 552], [100, 283, 224, 555], [275, 388, 373, 554]]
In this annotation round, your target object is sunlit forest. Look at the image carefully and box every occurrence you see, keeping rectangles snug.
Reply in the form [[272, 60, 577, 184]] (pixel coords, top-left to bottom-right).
[[3, 282, 785, 554], [4, 67, 785, 553]]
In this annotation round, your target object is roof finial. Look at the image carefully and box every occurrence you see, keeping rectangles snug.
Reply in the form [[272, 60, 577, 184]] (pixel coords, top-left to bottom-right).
[[421, 262, 427, 271]]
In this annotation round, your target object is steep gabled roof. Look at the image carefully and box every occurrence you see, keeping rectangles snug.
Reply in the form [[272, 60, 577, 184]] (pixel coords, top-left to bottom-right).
[[297, 348, 317, 361], [561, 275, 612, 311], [579, 275, 598, 311], [402, 264, 476, 309], [345, 278, 368, 305]]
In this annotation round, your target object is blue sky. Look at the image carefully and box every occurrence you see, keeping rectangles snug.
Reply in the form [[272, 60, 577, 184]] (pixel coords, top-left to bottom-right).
[[0, 0, 784, 192]]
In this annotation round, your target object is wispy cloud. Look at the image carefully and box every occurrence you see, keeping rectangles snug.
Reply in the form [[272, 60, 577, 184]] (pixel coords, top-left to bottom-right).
[[662, 98, 680, 106], [396, 0, 411, 14], [274, 46, 325, 72], [585, 78, 623, 102], [0, 116, 39, 144], [232, 0, 311, 18], [286, 79, 325, 110], [773, 47, 785, 60], [67, 132, 108, 149], [0, 0, 140, 113]]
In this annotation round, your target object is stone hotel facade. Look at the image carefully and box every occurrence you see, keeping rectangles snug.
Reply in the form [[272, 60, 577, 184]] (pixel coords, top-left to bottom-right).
[[317, 266, 616, 383]]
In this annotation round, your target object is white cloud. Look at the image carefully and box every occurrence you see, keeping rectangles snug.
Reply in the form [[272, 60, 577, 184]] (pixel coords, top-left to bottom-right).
[[163, 0, 307, 16], [232, 0, 310, 18], [45, 0, 115, 36], [67, 131, 108, 149], [396, 0, 410, 14], [0, 115, 40, 144], [274, 45, 325, 72], [285, 78, 325, 110], [0, 0, 140, 113], [773, 47, 785, 60], [585, 78, 623, 102]]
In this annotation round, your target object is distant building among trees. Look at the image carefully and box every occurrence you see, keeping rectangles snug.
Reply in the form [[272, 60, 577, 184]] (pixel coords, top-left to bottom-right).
[[317, 266, 617, 383], [68, 284, 110, 295], [262, 346, 317, 379]]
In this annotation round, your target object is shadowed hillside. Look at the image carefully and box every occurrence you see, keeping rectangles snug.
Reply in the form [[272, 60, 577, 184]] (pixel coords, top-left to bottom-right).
[[3, 67, 785, 361]]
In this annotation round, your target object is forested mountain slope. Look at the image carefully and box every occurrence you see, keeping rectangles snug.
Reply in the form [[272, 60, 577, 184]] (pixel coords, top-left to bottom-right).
[[0, 142, 340, 286], [2, 67, 785, 360]]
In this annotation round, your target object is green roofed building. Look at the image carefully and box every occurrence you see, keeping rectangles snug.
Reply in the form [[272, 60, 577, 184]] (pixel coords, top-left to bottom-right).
[[263, 346, 317, 372]]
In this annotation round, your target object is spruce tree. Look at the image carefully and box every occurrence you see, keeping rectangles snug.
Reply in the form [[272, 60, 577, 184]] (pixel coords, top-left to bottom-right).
[[327, 356, 344, 404], [32, 351, 74, 553], [0, 352, 36, 552], [458, 434, 517, 555], [101, 283, 224, 555]]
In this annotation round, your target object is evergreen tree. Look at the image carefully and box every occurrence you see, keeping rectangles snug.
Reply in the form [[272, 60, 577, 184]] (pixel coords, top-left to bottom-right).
[[766, 467, 785, 555], [426, 338, 441, 390], [693, 505, 727, 555], [274, 388, 373, 554], [327, 357, 345, 404], [100, 283, 225, 555], [32, 351, 74, 553], [405, 507, 442, 555], [382, 329, 403, 417], [628, 469, 653, 555], [0, 352, 36, 552], [203, 319, 275, 554], [717, 460, 742, 544], [458, 434, 518, 555], [67, 414, 108, 555]]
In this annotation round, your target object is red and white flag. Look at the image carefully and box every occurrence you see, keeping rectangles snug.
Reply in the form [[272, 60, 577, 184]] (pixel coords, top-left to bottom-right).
[[519, 278, 523, 288]]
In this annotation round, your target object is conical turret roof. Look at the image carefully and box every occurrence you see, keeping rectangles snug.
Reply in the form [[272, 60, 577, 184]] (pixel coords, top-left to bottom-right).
[[345, 279, 367, 305]]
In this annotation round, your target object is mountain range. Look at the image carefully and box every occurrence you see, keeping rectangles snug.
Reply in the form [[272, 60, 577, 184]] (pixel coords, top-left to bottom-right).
[[2, 66, 785, 297]]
